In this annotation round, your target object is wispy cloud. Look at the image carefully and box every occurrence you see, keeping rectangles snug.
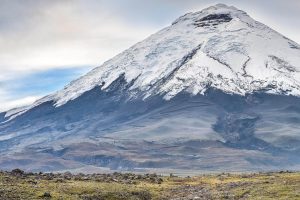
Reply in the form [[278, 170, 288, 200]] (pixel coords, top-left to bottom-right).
[[0, 95, 41, 112], [0, 0, 157, 74]]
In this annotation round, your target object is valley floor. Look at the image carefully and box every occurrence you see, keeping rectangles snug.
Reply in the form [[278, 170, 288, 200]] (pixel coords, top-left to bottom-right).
[[0, 170, 299, 200]]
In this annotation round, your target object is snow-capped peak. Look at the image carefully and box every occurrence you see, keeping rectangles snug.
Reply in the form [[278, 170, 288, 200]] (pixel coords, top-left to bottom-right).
[[172, 3, 243, 24], [4, 4, 300, 119]]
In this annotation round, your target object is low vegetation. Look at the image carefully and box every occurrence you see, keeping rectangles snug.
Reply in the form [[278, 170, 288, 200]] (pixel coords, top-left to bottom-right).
[[0, 169, 299, 199]]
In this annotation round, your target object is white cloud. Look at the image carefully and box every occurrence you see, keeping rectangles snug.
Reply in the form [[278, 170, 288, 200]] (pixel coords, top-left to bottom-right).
[[0, 86, 40, 112], [0, 95, 41, 112], [0, 0, 158, 76]]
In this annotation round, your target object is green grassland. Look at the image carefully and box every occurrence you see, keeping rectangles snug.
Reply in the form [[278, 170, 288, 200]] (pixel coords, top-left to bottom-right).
[[0, 170, 299, 200]]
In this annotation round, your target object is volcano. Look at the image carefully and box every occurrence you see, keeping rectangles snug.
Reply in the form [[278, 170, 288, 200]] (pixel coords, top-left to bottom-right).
[[1, 4, 300, 173]]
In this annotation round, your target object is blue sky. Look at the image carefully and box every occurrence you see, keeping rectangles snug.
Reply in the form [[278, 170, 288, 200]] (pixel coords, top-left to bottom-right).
[[0, 0, 300, 111], [2, 67, 91, 98], [0, 66, 92, 111]]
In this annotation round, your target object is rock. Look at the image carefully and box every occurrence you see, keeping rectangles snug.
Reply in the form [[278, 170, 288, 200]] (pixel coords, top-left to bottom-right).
[[112, 178, 119, 182], [11, 169, 24, 176], [42, 192, 51, 198], [63, 171, 72, 180], [27, 180, 38, 185], [157, 178, 163, 184], [55, 178, 65, 183]]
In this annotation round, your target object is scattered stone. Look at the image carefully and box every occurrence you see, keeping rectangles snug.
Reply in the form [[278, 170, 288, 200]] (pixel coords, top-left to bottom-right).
[[27, 179, 38, 185], [41, 192, 51, 198], [11, 168, 24, 176]]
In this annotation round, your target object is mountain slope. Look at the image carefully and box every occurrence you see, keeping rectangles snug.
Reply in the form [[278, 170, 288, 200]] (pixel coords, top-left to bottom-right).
[[5, 4, 300, 120], [0, 4, 300, 172]]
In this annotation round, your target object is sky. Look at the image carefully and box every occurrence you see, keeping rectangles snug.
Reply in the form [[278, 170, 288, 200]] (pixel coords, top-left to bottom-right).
[[0, 0, 300, 111]]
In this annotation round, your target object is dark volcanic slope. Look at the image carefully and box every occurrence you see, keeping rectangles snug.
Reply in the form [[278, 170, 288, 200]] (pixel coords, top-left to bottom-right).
[[0, 77, 300, 172]]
